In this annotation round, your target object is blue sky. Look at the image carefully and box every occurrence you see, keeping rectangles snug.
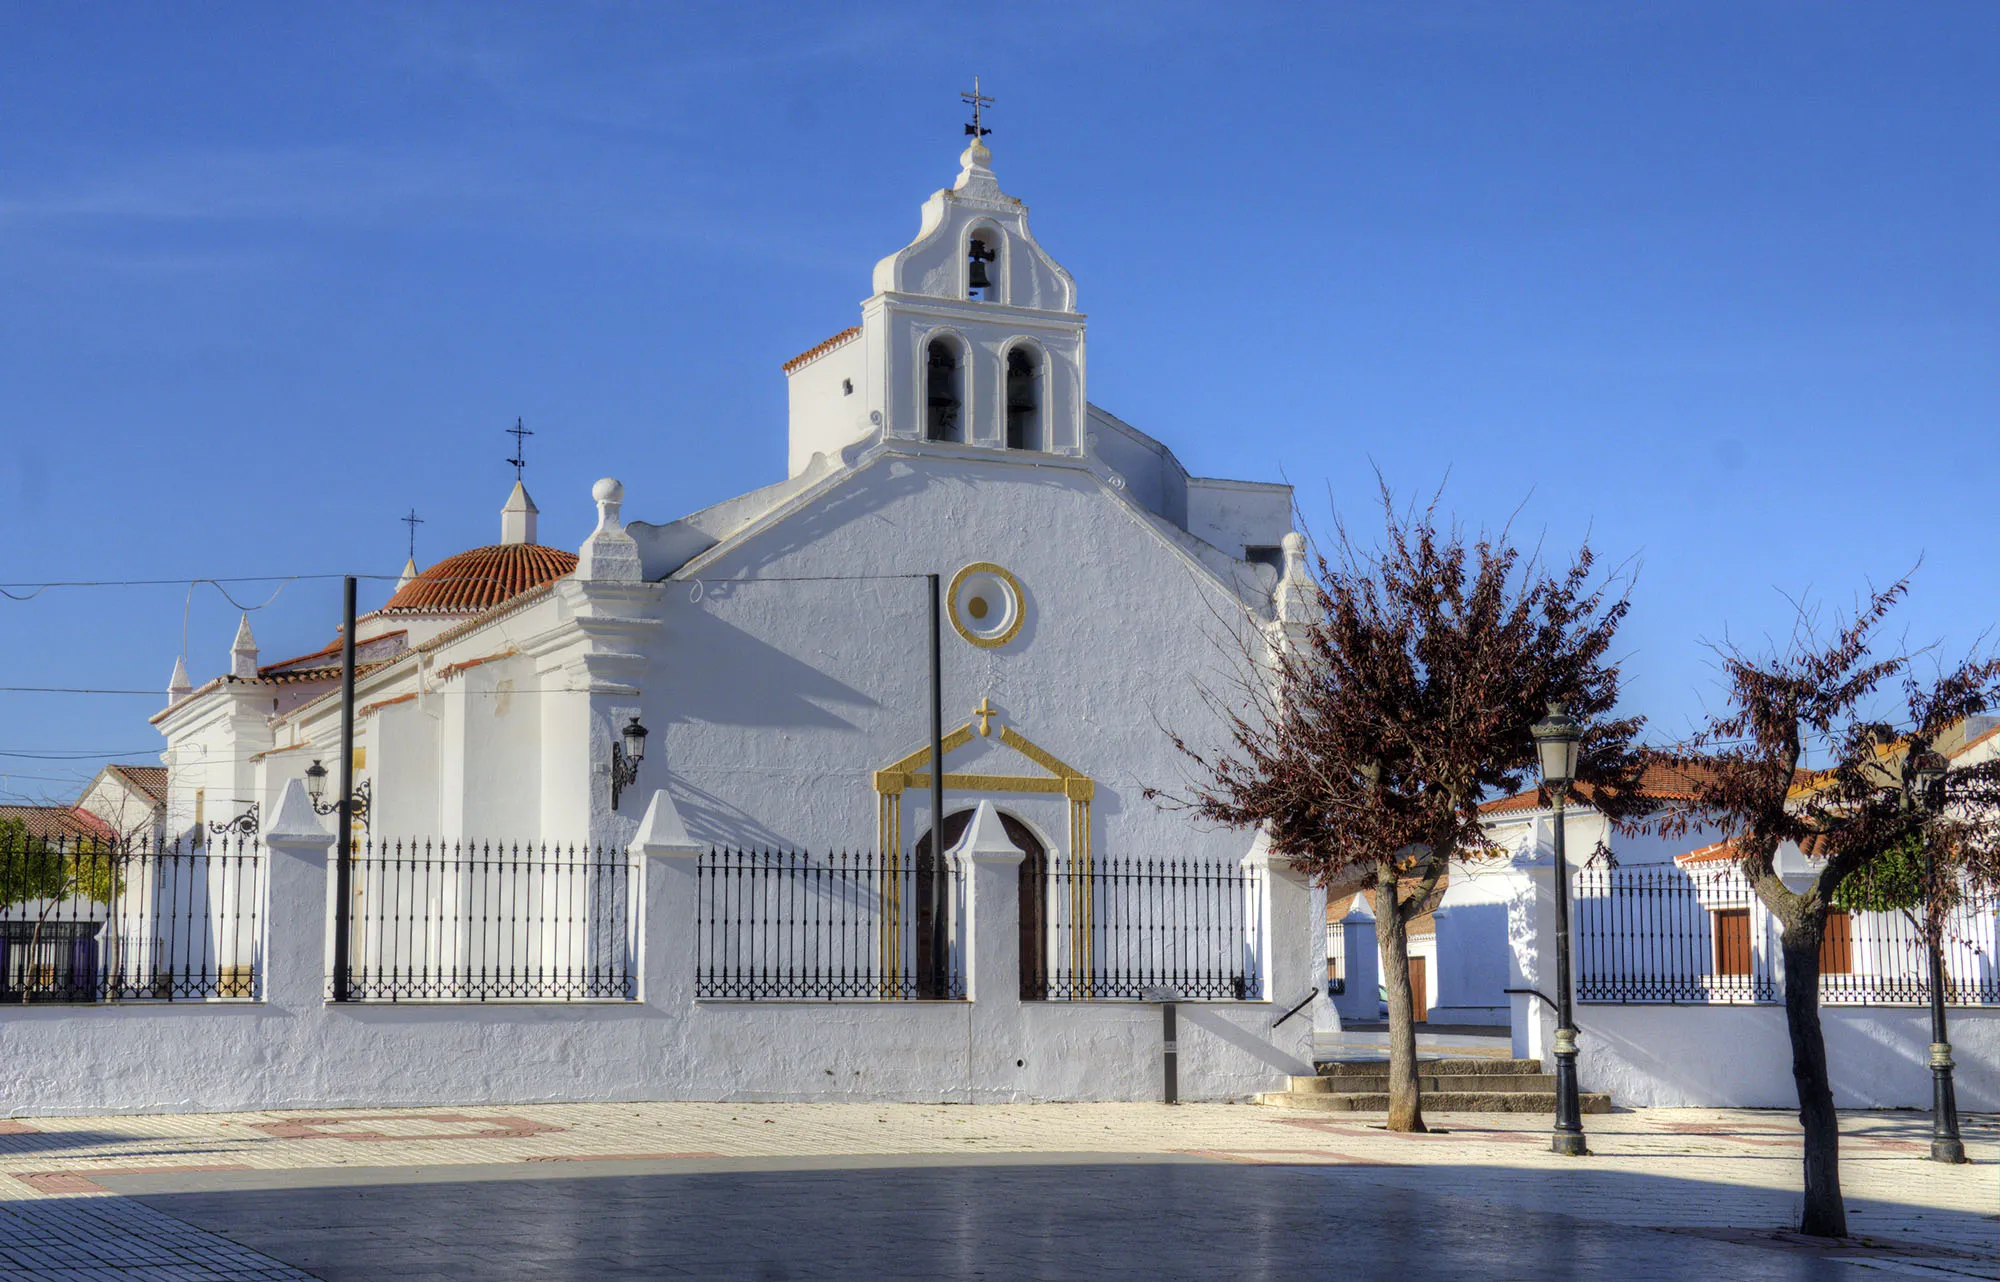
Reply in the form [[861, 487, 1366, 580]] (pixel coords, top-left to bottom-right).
[[3, 3, 1996, 801]]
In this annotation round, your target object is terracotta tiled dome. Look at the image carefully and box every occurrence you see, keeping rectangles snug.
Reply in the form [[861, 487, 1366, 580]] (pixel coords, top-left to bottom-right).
[[381, 544, 577, 614]]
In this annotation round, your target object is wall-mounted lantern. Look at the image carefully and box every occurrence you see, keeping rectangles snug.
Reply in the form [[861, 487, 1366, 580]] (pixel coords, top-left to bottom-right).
[[611, 715, 648, 809], [304, 759, 370, 824]]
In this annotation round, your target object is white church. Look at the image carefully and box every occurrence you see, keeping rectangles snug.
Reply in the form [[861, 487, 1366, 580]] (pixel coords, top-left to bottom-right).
[[152, 128, 1313, 880]]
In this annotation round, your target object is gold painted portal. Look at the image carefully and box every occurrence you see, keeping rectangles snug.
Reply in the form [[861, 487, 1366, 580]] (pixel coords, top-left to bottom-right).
[[873, 712, 1094, 991]]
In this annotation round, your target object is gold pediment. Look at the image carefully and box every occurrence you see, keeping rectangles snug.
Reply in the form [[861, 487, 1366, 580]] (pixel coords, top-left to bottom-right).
[[874, 719, 1092, 801]]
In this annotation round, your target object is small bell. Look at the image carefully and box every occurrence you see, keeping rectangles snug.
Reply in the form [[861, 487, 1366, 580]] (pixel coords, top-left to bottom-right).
[[967, 239, 996, 296]]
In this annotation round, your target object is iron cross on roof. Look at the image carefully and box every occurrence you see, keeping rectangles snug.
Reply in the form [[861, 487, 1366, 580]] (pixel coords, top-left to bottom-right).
[[506, 417, 533, 481], [961, 77, 993, 138], [401, 508, 424, 561]]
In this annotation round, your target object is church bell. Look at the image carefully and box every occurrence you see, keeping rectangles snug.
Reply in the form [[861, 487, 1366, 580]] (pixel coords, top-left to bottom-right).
[[968, 257, 994, 292]]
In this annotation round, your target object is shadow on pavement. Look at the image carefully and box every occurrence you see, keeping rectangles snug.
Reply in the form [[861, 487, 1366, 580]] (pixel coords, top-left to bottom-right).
[[72, 1154, 1992, 1281]]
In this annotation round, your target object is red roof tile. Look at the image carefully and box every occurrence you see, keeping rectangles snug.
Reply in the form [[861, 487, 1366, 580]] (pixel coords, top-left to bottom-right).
[[0, 805, 115, 842], [380, 545, 577, 615], [782, 326, 861, 374], [104, 765, 167, 805]]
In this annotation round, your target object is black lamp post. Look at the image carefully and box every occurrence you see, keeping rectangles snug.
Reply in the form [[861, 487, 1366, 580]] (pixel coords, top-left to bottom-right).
[[1531, 700, 1588, 1157], [610, 715, 648, 810], [1905, 745, 1966, 1164]]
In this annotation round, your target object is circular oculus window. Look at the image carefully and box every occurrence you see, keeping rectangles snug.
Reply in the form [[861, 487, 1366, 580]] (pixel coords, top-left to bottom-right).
[[948, 562, 1025, 649]]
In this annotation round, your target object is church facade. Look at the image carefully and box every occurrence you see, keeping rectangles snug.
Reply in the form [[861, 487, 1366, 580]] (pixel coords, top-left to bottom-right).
[[154, 132, 1315, 885]]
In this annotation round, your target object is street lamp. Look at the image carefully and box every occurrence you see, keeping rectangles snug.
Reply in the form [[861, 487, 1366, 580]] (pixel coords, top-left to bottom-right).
[[303, 759, 370, 824], [1904, 744, 1965, 1164], [610, 715, 648, 810], [1531, 700, 1588, 1157]]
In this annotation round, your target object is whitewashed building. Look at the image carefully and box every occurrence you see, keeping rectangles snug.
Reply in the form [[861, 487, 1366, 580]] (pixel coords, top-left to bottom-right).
[[0, 131, 1329, 1114], [152, 132, 1312, 870]]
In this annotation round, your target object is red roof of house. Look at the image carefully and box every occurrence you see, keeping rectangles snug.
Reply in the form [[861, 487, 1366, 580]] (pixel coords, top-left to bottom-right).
[[1480, 761, 1721, 817], [0, 805, 115, 842], [781, 326, 862, 374], [1674, 832, 1833, 866], [104, 765, 167, 805], [380, 545, 577, 615]]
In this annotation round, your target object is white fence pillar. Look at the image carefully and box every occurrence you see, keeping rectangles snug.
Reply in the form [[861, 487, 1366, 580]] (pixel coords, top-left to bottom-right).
[[629, 789, 700, 1012], [1245, 840, 1318, 1065], [959, 802, 1026, 1102], [262, 780, 332, 1010], [1506, 843, 1558, 1065]]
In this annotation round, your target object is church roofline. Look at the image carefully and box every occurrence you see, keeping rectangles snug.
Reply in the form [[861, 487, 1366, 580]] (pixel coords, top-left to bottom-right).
[[663, 437, 1282, 620], [781, 326, 861, 374], [270, 578, 563, 732]]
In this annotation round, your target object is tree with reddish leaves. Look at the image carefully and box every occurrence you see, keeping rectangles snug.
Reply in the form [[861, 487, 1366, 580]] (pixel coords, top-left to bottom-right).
[[1645, 579, 2000, 1237], [1153, 493, 1645, 1132]]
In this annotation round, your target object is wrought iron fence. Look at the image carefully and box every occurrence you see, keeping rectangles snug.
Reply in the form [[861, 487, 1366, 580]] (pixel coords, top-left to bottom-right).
[[1038, 856, 1263, 1001], [696, 849, 964, 1000], [339, 840, 633, 1001], [1574, 864, 2000, 1006], [0, 833, 263, 1002]]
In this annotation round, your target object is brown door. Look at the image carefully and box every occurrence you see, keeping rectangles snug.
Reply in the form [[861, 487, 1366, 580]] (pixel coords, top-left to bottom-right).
[[1408, 955, 1428, 1023], [913, 811, 974, 998], [1714, 908, 1752, 977], [913, 810, 1049, 1000], [1015, 829, 1049, 1001], [1819, 910, 1853, 975]]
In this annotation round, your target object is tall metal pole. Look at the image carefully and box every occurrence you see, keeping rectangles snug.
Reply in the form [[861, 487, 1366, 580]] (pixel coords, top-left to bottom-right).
[[331, 576, 356, 1003], [928, 574, 949, 999], [1549, 787, 1587, 1156], [1923, 834, 1966, 1163]]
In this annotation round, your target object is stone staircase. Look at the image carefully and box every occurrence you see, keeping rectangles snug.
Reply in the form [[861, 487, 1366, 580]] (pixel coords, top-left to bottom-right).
[[1255, 1057, 1613, 1114]]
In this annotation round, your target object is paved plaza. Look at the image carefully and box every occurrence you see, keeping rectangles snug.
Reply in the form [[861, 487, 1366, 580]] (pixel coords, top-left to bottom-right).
[[0, 1102, 1992, 1279]]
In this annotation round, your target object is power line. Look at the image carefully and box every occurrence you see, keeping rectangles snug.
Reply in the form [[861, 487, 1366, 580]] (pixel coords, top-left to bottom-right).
[[0, 687, 161, 696], [2, 570, 935, 592], [0, 749, 162, 759]]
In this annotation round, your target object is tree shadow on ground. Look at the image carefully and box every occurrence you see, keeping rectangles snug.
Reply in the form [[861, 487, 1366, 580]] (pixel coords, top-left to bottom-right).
[[68, 1154, 1995, 1281]]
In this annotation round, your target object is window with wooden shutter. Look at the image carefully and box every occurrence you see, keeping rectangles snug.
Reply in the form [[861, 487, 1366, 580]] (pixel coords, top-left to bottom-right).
[[1714, 908, 1752, 977], [1819, 910, 1853, 975]]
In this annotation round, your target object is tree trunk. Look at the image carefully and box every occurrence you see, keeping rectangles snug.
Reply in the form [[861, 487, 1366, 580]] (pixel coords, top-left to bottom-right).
[[1374, 870, 1425, 1133], [1776, 905, 1846, 1238]]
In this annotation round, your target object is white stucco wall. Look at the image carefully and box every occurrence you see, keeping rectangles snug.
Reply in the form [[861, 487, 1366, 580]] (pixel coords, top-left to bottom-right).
[[1503, 855, 2000, 1109], [644, 448, 1276, 866], [0, 790, 1317, 1117], [1573, 1003, 2000, 1111]]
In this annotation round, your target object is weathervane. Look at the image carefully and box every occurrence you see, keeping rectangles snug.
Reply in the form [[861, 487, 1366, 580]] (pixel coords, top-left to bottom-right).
[[506, 417, 533, 481], [961, 76, 993, 139], [401, 508, 424, 562]]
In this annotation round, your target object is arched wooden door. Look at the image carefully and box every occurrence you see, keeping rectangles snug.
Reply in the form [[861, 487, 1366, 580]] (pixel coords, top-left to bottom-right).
[[912, 809, 1049, 1000]]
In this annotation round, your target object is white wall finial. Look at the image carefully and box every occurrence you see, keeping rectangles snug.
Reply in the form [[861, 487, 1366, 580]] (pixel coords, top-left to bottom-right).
[[167, 654, 192, 706], [1275, 531, 1315, 627], [229, 613, 259, 678], [628, 788, 700, 858], [576, 477, 641, 583], [265, 779, 329, 842], [501, 480, 540, 546], [952, 800, 1024, 865]]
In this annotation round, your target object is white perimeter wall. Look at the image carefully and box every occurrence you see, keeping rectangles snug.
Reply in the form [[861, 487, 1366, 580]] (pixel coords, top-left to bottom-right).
[[1506, 853, 2000, 1110], [1573, 1002, 2000, 1111], [0, 794, 1318, 1117]]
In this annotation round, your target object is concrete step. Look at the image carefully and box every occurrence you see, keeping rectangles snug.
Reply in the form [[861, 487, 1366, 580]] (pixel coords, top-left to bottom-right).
[[1286, 1073, 1558, 1095], [1312, 1057, 1543, 1078], [1254, 1090, 1614, 1115]]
